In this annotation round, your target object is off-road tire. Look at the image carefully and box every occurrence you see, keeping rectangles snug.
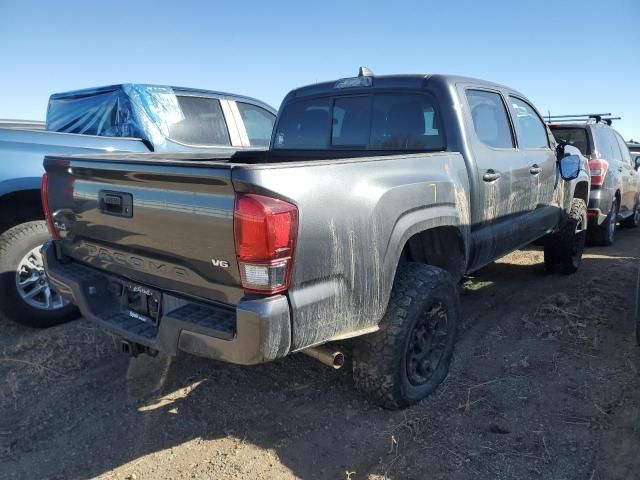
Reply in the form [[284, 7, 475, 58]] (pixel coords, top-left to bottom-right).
[[352, 263, 459, 409], [0, 221, 78, 327], [621, 199, 640, 229], [544, 198, 587, 274], [590, 197, 618, 246]]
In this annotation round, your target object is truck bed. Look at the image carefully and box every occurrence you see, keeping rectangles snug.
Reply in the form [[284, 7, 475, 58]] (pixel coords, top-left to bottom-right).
[[44, 149, 470, 349], [0, 128, 150, 198]]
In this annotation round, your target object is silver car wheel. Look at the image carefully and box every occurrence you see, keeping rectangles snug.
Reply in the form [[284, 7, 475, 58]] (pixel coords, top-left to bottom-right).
[[15, 246, 69, 311]]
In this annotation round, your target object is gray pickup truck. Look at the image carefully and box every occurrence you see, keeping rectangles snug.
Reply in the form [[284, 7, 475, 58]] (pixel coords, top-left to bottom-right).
[[42, 70, 590, 408], [0, 84, 275, 327]]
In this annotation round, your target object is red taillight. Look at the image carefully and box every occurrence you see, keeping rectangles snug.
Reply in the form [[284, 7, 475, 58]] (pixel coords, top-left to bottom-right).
[[588, 159, 609, 186], [233, 193, 298, 294], [41, 173, 60, 240]]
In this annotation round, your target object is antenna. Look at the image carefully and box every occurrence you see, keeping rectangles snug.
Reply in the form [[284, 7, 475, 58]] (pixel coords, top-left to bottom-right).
[[358, 66, 374, 77]]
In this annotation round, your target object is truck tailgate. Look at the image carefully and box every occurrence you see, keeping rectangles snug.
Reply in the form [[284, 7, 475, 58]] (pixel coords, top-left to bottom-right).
[[44, 156, 244, 306]]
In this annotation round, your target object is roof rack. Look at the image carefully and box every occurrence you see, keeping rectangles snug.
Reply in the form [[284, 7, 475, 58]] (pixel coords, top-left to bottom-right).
[[546, 113, 621, 126]]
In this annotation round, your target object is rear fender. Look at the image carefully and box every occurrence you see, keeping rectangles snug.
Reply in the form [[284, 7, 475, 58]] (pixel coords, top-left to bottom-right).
[[384, 205, 469, 285]]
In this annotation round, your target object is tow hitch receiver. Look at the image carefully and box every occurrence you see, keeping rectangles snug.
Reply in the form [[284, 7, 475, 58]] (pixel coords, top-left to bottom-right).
[[120, 340, 158, 358]]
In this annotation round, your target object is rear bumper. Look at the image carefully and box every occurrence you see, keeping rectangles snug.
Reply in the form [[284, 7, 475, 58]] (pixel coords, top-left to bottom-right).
[[587, 188, 614, 226], [42, 242, 291, 365]]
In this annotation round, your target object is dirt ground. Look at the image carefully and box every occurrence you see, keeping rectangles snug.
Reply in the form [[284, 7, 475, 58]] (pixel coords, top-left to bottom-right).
[[1, 229, 639, 480]]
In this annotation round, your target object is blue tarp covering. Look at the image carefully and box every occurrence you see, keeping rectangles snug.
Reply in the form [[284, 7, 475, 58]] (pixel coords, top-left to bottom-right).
[[46, 84, 185, 149]]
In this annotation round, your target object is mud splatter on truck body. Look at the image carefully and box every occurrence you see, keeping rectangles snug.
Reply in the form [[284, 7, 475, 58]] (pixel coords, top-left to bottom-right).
[[231, 152, 471, 349]]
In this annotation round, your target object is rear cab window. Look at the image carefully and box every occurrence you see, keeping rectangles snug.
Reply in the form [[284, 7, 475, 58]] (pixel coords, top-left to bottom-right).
[[273, 92, 445, 151]]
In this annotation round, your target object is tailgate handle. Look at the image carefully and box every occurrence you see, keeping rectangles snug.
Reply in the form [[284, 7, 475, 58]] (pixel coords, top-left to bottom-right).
[[99, 190, 133, 218]]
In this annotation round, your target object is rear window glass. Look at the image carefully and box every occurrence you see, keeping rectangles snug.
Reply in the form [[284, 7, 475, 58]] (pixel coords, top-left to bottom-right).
[[274, 98, 331, 149], [273, 93, 444, 151], [550, 127, 590, 155], [166, 96, 231, 146], [47, 90, 143, 138], [370, 94, 444, 150], [332, 96, 370, 147]]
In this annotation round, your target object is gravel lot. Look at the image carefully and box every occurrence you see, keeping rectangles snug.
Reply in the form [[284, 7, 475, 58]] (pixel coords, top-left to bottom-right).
[[1, 229, 639, 480]]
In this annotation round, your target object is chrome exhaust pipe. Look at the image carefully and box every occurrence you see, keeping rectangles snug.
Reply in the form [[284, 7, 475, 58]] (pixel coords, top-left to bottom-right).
[[302, 345, 345, 369]]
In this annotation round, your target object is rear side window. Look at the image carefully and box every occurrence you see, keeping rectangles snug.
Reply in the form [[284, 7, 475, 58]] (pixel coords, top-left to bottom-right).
[[613, 131, 632, 165], [509, 97, 548, 148], [466, 90, 514, 149], [273, 93, 444, 151], [550, 127, 591, 155], [593, 127, 621, 162], [237, 102, 275, 147], [167, 96, 231, 146]]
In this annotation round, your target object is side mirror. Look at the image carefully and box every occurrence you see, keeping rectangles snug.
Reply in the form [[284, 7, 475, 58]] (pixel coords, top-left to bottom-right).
[[559, 154, 581, 181], [635, 156, 640, 171], [555, 140, 567, 161]]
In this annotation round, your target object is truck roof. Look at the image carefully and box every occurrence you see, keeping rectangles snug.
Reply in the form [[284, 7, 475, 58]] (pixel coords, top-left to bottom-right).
[[285, 73, 523, 102], [0, 119, 46, 130], [49, 83, 275, 113]]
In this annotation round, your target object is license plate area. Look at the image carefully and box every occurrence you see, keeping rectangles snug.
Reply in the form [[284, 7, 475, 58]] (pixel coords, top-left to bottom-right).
[[114, 281, 162, 327]]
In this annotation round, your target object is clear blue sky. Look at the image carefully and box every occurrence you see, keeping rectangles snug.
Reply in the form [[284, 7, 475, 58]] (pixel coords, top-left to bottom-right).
[[1, 0, 639, 140]]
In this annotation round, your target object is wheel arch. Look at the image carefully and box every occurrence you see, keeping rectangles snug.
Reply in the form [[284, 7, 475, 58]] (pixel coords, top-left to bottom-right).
[[572, 180, 589, 205], [385, 206, 469, 286], [399, 226, 467, 283], [0, 188, 44, 232]]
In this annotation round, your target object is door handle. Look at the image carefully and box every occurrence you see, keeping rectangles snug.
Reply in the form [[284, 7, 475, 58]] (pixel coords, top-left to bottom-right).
[[618, 167, 624, 172], [483, 170, 501, 182], [529, 164, 542, 175]]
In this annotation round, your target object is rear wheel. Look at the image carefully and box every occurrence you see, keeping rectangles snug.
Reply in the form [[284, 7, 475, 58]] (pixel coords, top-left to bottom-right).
[[0, 221, 78, 327], [591, 197, 618, 246], [544, 198, 587, 274], [352, 263, 459, 409]]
